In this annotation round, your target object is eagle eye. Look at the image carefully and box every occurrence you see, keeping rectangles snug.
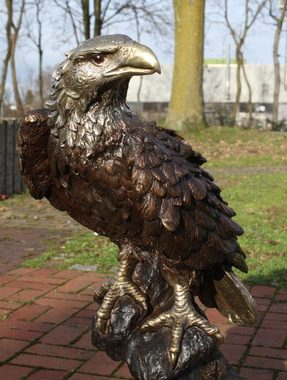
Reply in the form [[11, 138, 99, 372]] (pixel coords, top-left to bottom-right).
[[92, 53, 105, 65]]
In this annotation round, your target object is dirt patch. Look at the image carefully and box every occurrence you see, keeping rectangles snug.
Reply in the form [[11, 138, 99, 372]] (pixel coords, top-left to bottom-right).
[[0, 195, 86, 273]]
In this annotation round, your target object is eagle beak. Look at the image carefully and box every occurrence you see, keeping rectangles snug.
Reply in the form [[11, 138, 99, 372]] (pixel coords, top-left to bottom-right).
[[105, 41, 161, 78]]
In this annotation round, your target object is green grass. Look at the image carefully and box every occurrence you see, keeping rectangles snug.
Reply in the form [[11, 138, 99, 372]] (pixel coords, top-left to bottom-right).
[[22, 126, 287, 288], [221, 173, 287, 288], [23, 232, 119, 273]]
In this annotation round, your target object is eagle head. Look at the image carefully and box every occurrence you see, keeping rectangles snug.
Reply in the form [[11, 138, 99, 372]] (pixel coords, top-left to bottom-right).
[[47, 35, 160, 151], [49, 35, 160, 105]]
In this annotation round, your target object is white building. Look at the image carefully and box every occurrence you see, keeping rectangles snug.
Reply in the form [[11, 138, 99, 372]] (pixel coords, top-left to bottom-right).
[[127, 64, 287, 122]]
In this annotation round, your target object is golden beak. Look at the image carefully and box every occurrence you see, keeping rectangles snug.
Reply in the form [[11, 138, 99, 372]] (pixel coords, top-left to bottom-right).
[[105, 41, 161, 77]]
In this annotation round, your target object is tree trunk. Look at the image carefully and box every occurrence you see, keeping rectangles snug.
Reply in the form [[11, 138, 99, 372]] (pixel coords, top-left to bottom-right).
[[167, 0, 207, 130], [231, 45, 243, 125], [241, 58, 253, 128], [94, 0, 102, 36], [10, 35, 24, 115], [272, 1, 287, 125], [82, 0, 90, 39], [0, 0, 13, 114]]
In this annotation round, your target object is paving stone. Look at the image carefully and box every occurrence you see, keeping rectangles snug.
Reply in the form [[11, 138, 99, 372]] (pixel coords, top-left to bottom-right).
[[0, 364, 34, 380], [79, 351, 119, 375], [25, 343, 93, 360], [70, 374, 114, 380], [249, 346, 287, 360], [264, 312, 287, 322], [11, 353, 82, 371], [244, 356, 287, 371], [35, 307, 77, 324], [220, 344, 246, 364], [0, 338, 30, 361], [41, 325, 87, 345], [239, 367, 274, 380], [27, 369, 68, 380], [269, 303, 287, 314], [114, 363, 133, 379], [10, 303, 50, 321], [252, 328, 285, 348], [72, 331, 94, 350], [251, 286, 276, 298], [57, 276, 95, 294], [0, 287, 22, 299]]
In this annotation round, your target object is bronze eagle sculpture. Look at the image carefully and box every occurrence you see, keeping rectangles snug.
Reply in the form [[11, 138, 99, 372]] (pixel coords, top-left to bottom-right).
[[18, 35, 256, 379]]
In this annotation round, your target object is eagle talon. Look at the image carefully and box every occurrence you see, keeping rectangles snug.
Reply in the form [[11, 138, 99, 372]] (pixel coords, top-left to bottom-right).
[[141, 275, 222, 368], [95, 258, 148, 334]]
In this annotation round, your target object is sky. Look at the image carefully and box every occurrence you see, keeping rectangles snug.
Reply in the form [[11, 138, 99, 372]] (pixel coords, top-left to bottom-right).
[[1, 0, 286, 98]]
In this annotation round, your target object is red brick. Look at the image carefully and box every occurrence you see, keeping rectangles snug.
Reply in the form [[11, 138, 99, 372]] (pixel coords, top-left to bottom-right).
[[41, 325, 87, 345], [37, 297, 88, 309], [244, 355, 287, 371], [44, 291, 91, 303], [226, 325, 255, 336], [224, 333, 251, 345], [35, 307, 76, 324], [0, 300, 21, 310], [0, 364, 33, 380], [10, 303, 50, 321], [249, 346, 287, 360], [19, 276, 66, 285], [0, 339, 30, 361], [0, 287, 21, 299], [269, 303, 287, 314], [10, 289, 45, 302], [240, 367, 273, 380], [51, 270, 80, 280], [261, 319, 287, 330], [264, 312, 287, 322], [75, 309, 96, 319], [63, 317, 91, 328], [220, 343, 246, 364], [85, 302, 99, 311], [9, 280, 55, 291], [0, 326, 43, 341], [0, 274, 17, 285], [276, 290, 287, 302], [251, 286, 276, 298], [57, 276, 94, 294], [8, 268, 37, 276], [277, 373, 287, 380], [70, 375, 113, 380], [72, 331, 94, 350], [0, 319, 53, 332], [26, 343, 92, 360], [12, 353, 82, 371], [28, 268, 61, 277], [114, 363, 133, 379], [27, 369, 68, 380], [80, 351, 119, 375], [205, 308, 228, 324], [252, 328, 285, 347]]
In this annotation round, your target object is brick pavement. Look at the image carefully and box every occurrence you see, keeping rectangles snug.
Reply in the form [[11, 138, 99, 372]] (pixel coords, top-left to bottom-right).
[[0, 268, 286, 380]]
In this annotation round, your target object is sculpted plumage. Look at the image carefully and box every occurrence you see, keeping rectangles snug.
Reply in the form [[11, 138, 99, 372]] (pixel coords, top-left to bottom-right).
[[18, 35, 256, 374]]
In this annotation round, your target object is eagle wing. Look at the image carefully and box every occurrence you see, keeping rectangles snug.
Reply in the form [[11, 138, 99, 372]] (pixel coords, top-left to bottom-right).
[[125, 123, 256, 324], [17, 109, 52, 199], [126, 123, 245, 270]]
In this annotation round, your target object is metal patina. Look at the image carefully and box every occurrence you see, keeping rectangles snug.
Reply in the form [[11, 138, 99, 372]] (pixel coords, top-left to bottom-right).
[[18, 34, 256, 380]]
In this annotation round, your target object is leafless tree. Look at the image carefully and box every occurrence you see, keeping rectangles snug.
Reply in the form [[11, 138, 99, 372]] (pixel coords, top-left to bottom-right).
[[0, 0, 26, 115], [222, 0, 267, 127], [52, 0, 171, 45], [269, 0, 287, 125], [25, 0, 45, 107]]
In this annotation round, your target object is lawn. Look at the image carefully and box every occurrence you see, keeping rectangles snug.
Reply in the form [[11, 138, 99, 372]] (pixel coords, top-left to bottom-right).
[[20, 126, 287, 288]]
